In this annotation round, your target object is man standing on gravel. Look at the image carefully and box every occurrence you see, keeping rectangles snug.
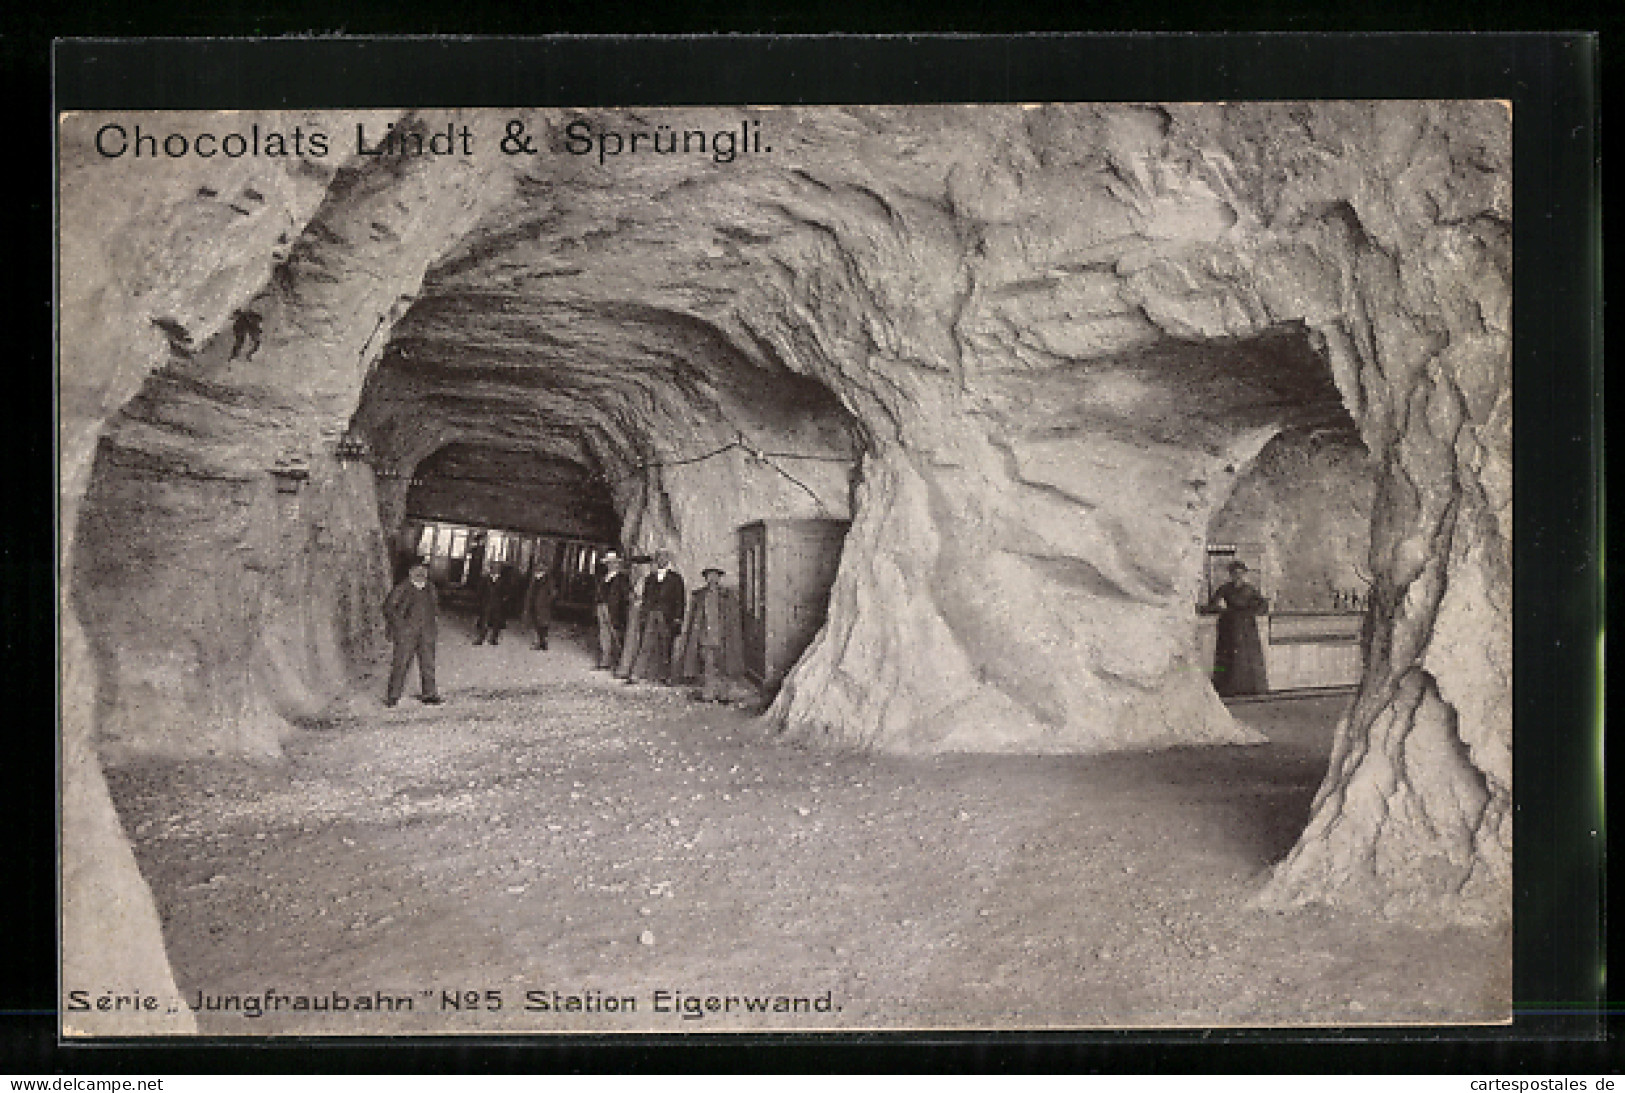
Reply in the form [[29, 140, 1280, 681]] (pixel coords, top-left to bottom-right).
[[524, 560, 557, 651], [474, 562, 512, 645], [674, 565, 744, 701], [594, 552, 631, 669], [629, 550, 685, 683], [384, 560, 443, 707]]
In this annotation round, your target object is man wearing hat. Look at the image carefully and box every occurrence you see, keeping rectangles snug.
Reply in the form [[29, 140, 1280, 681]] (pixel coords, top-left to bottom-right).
[[629, 549, 685, 683], [383, 560, 444, 707], [523, 559, 558, 651], [593, 551, 631, 669], [473, 561, 513, 645], [674, 565, 745, 702], [1205, 560, 1269, 696]]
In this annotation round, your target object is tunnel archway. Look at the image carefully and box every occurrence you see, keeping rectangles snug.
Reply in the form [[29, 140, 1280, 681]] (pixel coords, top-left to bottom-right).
[[1200, 413, 1376, 696]]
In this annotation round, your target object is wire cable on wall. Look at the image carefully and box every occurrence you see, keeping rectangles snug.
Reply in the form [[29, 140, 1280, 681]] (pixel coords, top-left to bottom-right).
[[404, 432, 855, 515], [598, 432, 855, 515]]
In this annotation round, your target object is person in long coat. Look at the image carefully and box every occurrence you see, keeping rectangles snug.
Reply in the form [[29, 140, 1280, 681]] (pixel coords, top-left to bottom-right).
[[464, 531, 487, 587], [673, 567, 745, 701], [613, 559, 648, 679], [474, 563, 512, 645], [628, 551, 685, 683], [1207, 560, 1269, 696], [383, 561, 443, 706], [523, 563, 558, 650], [594, 553, 631, 669]]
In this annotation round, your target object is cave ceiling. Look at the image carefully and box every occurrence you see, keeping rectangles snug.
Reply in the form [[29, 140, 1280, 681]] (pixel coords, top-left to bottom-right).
[[354, 104, 1387, 482]]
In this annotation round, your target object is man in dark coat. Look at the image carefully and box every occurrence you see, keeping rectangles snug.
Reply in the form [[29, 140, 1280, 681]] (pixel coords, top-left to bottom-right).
[[474, 563, 512, 645], [462, 531, 487, 587], [674, 566, 745, 701], [1206, 560, 1269, 696], [523, 563, 558, 651], [383, 561, 443, 706], [391, 525, 423, 586], [229, 308, 263, 360], [629, 550, 685, 683], [594, 552, 631, 669]]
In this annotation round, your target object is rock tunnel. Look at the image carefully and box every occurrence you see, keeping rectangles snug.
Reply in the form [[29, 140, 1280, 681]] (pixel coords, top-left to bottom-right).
[[59, 102, 1511, 1029]]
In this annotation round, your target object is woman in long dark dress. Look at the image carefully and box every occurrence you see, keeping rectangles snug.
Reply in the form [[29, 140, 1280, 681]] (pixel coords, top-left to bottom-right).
[[1207, 561, 1269, 696]]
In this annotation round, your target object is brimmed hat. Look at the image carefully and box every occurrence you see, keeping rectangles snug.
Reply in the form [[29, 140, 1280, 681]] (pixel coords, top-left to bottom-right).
[[1228, 561, 1250, 574], [702, 566, 725, 578]]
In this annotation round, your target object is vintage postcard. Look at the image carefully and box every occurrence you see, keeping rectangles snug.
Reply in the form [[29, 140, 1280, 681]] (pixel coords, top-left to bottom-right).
[[58, 94, 1518, 1037]]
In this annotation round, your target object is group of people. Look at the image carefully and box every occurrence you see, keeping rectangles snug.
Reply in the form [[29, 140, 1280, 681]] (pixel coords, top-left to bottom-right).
[[471, 560, 557, 650], [593, 549, 744, 703], [382, 545, 744, 707], [386, 542, 1270, 708], [381, 555, 558, 707]]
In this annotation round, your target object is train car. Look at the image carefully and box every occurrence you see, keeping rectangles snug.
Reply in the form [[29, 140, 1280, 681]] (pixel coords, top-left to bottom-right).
[[398, 517, 612, 615]]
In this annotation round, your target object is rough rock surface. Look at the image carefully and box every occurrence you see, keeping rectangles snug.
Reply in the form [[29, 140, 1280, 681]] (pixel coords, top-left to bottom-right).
[[61, 99, 1512, 1018], [59, 109, 351, 1033]]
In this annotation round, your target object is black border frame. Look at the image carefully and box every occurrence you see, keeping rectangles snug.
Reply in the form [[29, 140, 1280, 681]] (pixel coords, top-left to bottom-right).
[[20, 33, 1605, 1072]]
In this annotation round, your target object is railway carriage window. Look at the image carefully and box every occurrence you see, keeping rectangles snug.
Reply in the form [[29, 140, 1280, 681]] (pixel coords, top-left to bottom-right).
[[449, 528, 468, 559], [417, 525, 436, 557]]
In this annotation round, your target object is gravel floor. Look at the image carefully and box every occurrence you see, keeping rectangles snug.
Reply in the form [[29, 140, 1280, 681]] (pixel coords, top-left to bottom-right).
[[105, 613, 1510, 1035]]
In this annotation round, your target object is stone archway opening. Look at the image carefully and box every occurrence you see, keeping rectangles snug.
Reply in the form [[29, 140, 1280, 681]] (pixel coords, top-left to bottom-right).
[[770, 320, 1365, 754], [396, 443, 620, 597], [1201, 418, 1377, 699]]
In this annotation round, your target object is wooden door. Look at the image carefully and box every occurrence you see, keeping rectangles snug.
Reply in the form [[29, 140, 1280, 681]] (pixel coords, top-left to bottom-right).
[[771, 521, 847, 682]]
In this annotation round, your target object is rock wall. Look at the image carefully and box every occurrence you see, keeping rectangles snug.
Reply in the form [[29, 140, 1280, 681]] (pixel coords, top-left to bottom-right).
[[75, 444, 390, 761], [771, 103, 1511, 920], [59, 111, 510, 1032], [58, 109, 347, 1034], [69, 111, 515, 762]]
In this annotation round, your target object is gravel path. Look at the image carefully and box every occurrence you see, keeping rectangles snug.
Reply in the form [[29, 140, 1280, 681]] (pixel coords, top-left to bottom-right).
[[106, 613, 1509, 1034]]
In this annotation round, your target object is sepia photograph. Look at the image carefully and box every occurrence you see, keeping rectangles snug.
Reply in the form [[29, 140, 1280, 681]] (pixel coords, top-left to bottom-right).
[[58, 99, 1514, 1036]]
